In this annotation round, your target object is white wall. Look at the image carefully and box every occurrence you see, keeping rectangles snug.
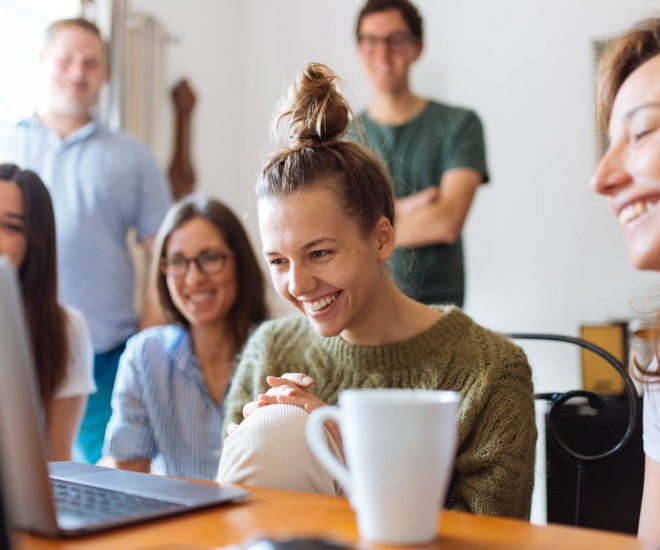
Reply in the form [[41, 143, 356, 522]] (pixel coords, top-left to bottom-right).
[[133, 0, 660, 393]]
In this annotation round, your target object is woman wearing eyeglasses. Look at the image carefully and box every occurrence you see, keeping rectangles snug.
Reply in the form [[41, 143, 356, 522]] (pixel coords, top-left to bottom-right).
[[103, 195, 268, 480]]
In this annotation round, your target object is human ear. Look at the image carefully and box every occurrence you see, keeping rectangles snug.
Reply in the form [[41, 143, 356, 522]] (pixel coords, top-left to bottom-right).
[[411, 40, 424, 62], [373, 216, 396, 261]]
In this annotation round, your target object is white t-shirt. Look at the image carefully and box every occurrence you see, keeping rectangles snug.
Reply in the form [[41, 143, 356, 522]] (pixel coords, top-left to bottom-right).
[[643, 358, 660, 462], [54, 306, 96, 399]]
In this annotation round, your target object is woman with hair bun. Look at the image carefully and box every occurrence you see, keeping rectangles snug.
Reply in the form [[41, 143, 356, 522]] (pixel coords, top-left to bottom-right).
[[218, 63, 536, 519]]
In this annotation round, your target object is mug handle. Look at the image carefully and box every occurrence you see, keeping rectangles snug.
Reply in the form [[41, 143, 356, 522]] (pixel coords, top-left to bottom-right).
[[306, 406, 352, 494]]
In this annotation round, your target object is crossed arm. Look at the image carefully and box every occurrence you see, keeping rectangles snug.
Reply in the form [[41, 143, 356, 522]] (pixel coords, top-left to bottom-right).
[[395, 167, 482, 248]]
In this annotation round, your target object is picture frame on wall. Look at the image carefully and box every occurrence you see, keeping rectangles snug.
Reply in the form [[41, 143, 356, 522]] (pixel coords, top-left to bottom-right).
[[592, 37, 613, 161]]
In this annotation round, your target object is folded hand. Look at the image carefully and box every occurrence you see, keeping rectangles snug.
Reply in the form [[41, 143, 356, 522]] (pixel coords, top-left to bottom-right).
[[227, 373, 323, 435]]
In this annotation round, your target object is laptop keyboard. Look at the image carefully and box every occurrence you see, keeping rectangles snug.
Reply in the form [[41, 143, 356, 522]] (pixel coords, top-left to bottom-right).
[[51, 478, 184, 522]]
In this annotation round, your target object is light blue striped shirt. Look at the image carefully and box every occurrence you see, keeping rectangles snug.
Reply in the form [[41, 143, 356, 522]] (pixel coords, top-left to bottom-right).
[[0, 116, 171, 351], [103, 325, 226, 480]]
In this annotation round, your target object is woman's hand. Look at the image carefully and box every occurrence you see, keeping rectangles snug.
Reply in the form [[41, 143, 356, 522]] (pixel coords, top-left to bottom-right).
[[258, 373, 325, 412], [228, 373, 342, 454], [226, 373, 320, 435]]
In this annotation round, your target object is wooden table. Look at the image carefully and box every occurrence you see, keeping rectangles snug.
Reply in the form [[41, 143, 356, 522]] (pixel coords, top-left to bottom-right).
[[12, 485, 646, 550]]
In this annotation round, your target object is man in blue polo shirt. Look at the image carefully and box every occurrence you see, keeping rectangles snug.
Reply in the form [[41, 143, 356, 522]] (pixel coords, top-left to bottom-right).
[[0, 18, 171, 463]]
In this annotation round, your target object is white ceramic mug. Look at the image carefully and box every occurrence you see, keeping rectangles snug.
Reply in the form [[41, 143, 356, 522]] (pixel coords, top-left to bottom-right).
[[306, 389, 460, 546]]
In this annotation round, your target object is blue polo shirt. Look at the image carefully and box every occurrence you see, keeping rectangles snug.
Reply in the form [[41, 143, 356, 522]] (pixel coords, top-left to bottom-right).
[[0, 116, 171, 351]]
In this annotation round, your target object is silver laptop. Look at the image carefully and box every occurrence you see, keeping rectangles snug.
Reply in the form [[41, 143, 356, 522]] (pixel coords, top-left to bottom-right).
[[0, 256, 249, 537]]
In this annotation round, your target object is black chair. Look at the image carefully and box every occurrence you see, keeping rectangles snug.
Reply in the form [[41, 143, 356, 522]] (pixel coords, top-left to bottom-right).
[[507, 333, 640, 530], [0, 464, 13, 550]]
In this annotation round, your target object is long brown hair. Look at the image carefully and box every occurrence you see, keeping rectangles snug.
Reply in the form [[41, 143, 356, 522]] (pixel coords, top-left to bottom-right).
[[258, 62, 395, 237], [596, 17, 660, 130], [153, 195, 268, 351], [0, 164, 69, 403]]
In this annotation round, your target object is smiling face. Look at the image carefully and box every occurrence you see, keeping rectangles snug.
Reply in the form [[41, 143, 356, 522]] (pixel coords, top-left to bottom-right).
[[0, 180, 27, 271], [41, 24, 108, 118], [591, 54, 660, 270], [258, 184, 394, 344], [357, 8, 422, 95], [164, 216, 238, 330]]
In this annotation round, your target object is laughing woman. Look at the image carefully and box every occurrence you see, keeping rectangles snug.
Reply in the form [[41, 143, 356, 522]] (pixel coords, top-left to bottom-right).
[[217, 63, 536, 519], [103, 196, 268, 480], [590, 17, 660, 544]]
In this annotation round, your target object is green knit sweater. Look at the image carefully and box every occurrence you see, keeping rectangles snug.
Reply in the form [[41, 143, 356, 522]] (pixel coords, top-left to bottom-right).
[[224, 306, 536, 519]]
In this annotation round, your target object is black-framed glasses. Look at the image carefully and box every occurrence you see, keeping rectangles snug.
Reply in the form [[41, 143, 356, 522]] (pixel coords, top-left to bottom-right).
[[357, 32, 419, 52], [160, 251, 232, 278]]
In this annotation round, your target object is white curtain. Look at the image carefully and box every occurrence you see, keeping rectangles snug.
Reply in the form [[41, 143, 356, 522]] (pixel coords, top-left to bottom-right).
[[84, 0, 167, 158], [122, 10, 167, 157], [82, 0, 169, 313]]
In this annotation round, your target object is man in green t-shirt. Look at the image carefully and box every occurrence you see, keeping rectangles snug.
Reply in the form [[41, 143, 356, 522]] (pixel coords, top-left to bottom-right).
[[352, 0, 489, 306]]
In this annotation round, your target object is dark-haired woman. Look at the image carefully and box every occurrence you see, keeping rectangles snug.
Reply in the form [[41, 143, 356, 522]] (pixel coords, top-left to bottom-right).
[[0, 163, 95, 460], [590, 17, 660, 544], [218, 63, 536, 519], [103, 195, 268, 480]]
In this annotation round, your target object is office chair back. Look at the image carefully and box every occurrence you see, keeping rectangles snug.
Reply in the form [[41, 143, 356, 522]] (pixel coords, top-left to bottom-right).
[[508, 333, 639, 528]]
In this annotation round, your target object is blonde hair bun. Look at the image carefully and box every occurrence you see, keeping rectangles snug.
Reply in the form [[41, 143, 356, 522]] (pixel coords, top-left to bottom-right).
[[276, 62, 351, 150]]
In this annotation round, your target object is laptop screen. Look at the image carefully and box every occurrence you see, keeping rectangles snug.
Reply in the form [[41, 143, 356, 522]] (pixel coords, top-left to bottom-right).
[[0, 256, 60, 535]]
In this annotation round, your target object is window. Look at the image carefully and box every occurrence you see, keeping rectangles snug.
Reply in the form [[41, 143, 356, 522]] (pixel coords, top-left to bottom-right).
[[0, 0, 79, 122]]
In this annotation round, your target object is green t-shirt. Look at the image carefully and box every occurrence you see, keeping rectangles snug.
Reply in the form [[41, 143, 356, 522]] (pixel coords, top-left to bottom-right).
[[352, 101, 489, 306]]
